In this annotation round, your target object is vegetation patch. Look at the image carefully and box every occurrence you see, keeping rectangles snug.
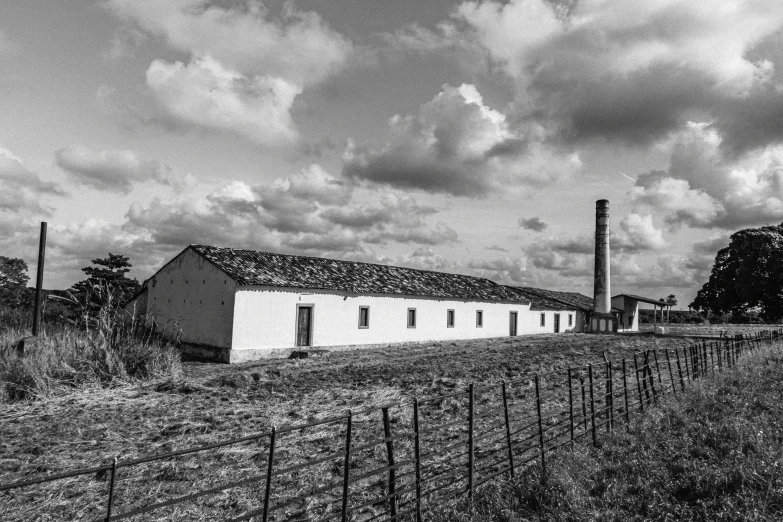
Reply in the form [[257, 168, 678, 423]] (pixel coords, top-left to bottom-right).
[[440, 342, 783, 521]]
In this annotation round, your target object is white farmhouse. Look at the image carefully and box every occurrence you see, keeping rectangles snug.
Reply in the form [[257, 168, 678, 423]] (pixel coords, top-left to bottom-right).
[[126, 245, 591, 362]]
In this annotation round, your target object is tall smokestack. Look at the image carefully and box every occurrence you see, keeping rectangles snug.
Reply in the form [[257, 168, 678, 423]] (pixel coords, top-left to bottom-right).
[[592, 199, 613, 333]]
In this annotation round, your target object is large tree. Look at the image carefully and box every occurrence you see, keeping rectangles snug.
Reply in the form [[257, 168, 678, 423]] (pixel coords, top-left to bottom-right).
[[0, 256, 31, 308], [691, 223, 783, 321]]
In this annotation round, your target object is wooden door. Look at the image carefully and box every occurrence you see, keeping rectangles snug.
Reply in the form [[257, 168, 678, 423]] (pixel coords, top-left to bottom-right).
[[554, 313, 560, 333], [509, 311, 517, 336], [296, 306, 312, 346]]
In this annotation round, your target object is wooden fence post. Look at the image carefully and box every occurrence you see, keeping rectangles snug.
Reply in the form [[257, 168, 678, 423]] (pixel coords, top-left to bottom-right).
[[502, 381, 515, 478], [567, 369, 574, 443], [413, 398, 422, 522], [588, 365, 597, 446], [682, 346, 691, 381], [105, 456, 118, 522], [633, 354, 644, 413], [580, 374, 588, 436], [665, 349, 676, 394], [535, 375, 547, 476], [382, 407, 397, 519], [468, 383, 475, 502], [645, 351, 657, 404], [622, 359, 630, 427], [341, 411, 353, 522], [674, 348, 685, 391], [262, 427, 276, 522]]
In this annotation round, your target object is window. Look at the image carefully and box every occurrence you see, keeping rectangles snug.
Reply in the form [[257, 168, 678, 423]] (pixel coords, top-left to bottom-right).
[[540, 313, 546, 327], [476, 310, 483, 327], [447, 309, 455, 328], [358, 306, 370, 328], [407, 308, 417, 328], [568, 314, 573, 326]]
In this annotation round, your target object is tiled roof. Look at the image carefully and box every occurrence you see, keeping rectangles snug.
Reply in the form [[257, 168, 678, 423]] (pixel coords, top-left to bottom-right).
[[507, 287, 576, 311], [190, 245, 531, 303], [613, 293, 665, 306], [513, 287, 595, 311]]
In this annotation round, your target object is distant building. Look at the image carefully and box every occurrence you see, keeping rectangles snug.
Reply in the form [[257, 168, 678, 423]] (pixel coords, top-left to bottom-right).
[[125, 245, 591, 362]]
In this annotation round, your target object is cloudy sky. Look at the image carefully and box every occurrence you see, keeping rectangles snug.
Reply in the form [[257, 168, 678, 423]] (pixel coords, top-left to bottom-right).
[[3, 0, 783, 308]]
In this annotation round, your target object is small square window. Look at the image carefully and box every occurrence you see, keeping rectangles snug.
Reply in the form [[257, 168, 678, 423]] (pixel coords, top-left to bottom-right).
[[476, 310, 483, 327], [447, 309, 455, 328], [407, 308, 417, 328], [358, 306, 370, 328], [568, 314, 573, 326], [540, 313, 546, 327]]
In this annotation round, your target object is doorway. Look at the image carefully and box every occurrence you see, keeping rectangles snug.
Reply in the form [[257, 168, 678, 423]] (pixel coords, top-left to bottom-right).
[[554, 313, 560, 333], [296, 305, 313, 347], [509, 311, 517, 336]]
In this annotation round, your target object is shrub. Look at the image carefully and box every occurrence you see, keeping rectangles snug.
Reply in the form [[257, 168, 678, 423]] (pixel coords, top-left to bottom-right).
[[0, 283, 182, 402]]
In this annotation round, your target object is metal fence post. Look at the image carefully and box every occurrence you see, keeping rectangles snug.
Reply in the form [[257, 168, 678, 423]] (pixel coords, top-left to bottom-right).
[[588, 365, 597, 447], [413, 398, 422, 522], [567, 369, 574, 442], [105, 456, 118, 522], [468, 383, 475, 502], [535, 374, 547, 476], [262, 427, 276, 522], [341, 411, 353, 522], [683, 346, 691, 381], [382, 407, 397, 519], [502, 381, 515, 478]]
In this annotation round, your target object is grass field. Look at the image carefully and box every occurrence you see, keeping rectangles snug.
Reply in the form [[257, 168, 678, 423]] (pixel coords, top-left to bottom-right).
[[443, 338, 783, 521], [1, 325, 779, 520]]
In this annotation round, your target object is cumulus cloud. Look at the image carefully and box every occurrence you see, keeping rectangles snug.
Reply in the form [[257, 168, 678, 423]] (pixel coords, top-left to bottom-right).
[[106, 0, 351, 85], [518, 216, 547, 231], [632, 123, 783, 228], [146, 56, 301, 146], [612, 213, 666, 253], [0, 147, 66, 216], [122, 164, 458, 257], [402, 0, 783, 149], [106, 0, 353, 147], [467, 256, 531, 285], [55, 145, 194, 193], [343, 83, 581, 196]]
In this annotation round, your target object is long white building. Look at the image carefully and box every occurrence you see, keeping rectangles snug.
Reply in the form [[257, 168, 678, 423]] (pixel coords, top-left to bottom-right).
[[126, 245, 594, 362]]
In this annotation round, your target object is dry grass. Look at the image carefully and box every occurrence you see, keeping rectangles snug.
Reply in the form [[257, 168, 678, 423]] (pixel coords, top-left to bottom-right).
[[2, 324, 779, 520]]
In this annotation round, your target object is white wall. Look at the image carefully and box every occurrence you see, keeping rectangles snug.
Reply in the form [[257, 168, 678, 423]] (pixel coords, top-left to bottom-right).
[[143, 248, 237, 348], [231, 286, 585, 358], [612, 296, 640, 332]]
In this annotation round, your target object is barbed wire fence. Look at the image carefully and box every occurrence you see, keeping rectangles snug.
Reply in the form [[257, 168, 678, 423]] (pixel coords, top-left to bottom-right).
[[1, 330, 781, 521]]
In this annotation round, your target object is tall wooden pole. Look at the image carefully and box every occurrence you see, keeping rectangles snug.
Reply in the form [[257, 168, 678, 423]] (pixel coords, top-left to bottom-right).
[[32, 222, 47, 336]]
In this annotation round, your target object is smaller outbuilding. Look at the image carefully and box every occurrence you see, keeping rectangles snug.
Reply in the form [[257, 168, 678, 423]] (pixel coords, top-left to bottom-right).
[[611, 294, 667, 332]]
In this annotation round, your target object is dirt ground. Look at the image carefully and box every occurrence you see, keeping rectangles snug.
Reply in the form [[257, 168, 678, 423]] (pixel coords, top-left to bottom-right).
[[1, 325, 778, 520]]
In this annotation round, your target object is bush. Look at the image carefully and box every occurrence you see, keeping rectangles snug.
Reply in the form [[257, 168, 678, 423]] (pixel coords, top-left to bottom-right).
[[0, 284, 182, 402]]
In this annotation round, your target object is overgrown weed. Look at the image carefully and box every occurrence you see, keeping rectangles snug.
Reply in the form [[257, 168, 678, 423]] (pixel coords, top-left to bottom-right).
[[0, 283, 182, 402]]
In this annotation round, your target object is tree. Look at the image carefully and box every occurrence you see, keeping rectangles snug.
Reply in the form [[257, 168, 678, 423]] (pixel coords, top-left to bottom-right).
[[691, 223, 783, 321], [71, 254, 141, 310], [0, 256, 31, 308], [665, 294, 677, 325]]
